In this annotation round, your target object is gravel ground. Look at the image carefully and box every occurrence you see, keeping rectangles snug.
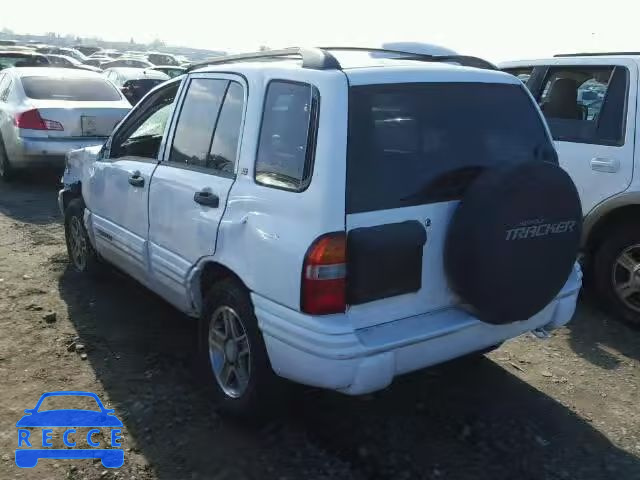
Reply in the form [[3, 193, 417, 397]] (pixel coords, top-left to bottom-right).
[[0, 175, 638, 480]]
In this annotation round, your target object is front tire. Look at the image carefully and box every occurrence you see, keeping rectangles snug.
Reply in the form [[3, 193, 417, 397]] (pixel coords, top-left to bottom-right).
[[64, 198, 103, 276], [199, 278, 281, 419], [593, 224, 640, 327]]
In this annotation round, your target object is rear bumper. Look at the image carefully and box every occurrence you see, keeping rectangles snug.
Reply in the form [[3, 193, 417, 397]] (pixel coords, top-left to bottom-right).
[[10, 137, 106, 169], [254, 263, 582, 395]]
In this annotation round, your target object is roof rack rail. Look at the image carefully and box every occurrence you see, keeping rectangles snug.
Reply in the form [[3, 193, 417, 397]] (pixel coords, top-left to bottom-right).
[[186, 47, 340, 72], [186, 46, 497, 73], [555, 52, 640, 57], [319, 47, 497, 70]]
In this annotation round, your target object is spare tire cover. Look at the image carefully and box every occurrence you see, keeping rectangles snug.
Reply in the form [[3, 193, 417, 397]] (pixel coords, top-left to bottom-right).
[[444, 161, 582, 324]]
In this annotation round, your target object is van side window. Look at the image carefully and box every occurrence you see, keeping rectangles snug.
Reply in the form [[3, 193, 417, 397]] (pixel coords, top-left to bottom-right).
[[537, 66, 628, 146], [255, 81, 319, 191]]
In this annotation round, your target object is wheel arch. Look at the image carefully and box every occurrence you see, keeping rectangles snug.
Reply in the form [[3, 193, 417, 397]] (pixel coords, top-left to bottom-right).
[[584, 202, 640, 256], [188, 259, 249, 316], [61, 181, 83, 212]]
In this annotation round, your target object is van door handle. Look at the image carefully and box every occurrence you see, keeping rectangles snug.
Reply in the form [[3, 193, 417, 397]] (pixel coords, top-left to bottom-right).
[[193, 190, 219, 207], [128, 171, 144, 187], [590, 157, 619, 173]]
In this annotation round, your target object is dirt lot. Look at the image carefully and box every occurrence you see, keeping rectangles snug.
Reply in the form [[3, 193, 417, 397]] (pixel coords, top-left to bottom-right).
[[0, 176, 639, 480]]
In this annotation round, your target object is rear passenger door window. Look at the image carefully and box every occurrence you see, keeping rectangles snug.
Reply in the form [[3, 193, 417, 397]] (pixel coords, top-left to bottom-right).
[[169, 78, 226, 169], [537, 66, 628, 145], [207, 81, 244, 175], [169, 78, 244, 175], [255, 81, 319, 191]]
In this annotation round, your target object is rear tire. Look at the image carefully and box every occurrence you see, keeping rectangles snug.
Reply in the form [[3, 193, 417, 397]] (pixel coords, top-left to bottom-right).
[[64, 198, 104, 276], [198, 278, 282, 420], [594, 224, 640, 328], [0, 137, 15, 182]]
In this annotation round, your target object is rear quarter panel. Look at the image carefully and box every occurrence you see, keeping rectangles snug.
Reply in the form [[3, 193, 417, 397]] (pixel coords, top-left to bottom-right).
[[209, 67, 349, 311]]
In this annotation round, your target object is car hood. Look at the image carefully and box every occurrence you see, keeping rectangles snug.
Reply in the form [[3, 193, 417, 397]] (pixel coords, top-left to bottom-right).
[[16, 409, 123, 427]]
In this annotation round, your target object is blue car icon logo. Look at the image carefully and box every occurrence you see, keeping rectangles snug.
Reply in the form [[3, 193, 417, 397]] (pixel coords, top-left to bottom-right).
[[15, 391, 124, 468]]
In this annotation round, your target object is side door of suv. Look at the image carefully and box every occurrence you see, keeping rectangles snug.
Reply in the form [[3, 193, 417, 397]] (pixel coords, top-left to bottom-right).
[[147, 73, 246, 311], [525, 60, 637, 214], [86, 80, 181, 284]]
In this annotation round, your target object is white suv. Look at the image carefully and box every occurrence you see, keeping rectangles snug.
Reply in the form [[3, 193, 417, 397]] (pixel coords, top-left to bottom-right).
[[501, 53, 640, 327], [60, 47, 583, 416]]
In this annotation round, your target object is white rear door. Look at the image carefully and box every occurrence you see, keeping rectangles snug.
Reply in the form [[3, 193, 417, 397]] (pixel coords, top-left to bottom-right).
[[147, 74, 246, 311], [531, 60, 637, 214]]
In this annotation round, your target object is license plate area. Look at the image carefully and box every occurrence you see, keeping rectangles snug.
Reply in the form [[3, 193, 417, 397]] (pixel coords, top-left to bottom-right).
[[81, 116, 98, 136]]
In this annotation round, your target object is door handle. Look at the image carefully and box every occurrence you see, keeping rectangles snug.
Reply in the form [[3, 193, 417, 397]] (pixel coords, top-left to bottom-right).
[[590, 157, 619, 173], [128, 171, 144, 187], [193, 190, 219, 207]]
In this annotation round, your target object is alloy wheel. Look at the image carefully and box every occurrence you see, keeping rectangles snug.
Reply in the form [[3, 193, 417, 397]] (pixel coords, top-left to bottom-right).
[[68, 216, 88, 271], [612, 244, 640, 313], [208, 305, 251, 398]]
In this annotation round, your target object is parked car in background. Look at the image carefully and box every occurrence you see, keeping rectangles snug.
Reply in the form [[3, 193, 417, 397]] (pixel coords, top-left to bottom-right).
[[101, 58, 153, 69], [84, 56, 112, 68], [2, 46, 37, 52], [73, 45, 102, 57], [60, 47, 582, 418], [0, 51, 49, 70], [146, 52, 180, 66], [149, 65, 186, 78], [45, 54, 102, 73], [104, 67, 170, 104], [36, 46, 87, 63], [94, 49, 120, 58], [501, 53, 640, 327], [0, 67, 131, 181]]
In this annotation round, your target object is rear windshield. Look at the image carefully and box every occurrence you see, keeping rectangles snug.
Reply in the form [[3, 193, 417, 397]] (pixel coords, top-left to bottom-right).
[[0, 54, 48, 70], [21, 77, 122, 101], [347, 82, 555, 213]]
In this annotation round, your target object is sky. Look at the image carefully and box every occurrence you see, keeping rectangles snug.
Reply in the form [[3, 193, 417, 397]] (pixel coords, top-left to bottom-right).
[[2, 0, 639, 62]]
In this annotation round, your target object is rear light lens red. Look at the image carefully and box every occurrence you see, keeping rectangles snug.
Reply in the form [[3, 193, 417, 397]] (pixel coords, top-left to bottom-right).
[[14, 109, 63, 131], [301, 233, 347, 315]]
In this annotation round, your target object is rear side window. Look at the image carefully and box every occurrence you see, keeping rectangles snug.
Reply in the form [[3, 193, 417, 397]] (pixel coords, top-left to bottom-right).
[[21, 77, 122, 101], [347, 82, 554, 214], [537, 66, 627, 145], [255, 81, 319, 191]]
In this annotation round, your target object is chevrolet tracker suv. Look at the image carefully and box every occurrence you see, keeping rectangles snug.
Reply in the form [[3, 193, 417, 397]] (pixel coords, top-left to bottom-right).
[[60, 47, 583, 416], [501, 53, 640, 326]]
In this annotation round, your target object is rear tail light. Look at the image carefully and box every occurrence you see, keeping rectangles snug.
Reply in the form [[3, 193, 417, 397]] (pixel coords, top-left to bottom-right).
[[301, 232, 347, 315], [14, 109, 63, 131]]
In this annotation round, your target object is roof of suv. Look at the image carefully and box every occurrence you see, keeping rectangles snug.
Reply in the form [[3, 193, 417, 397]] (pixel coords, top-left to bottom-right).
[[189, 47, 516, 86]]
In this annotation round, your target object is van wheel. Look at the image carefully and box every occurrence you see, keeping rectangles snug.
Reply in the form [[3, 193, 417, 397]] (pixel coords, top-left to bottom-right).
[[0, 137, 14, 182], [594, 224, 640, 328], [199, 278, 281, 419], [64, 198, 103, 276]]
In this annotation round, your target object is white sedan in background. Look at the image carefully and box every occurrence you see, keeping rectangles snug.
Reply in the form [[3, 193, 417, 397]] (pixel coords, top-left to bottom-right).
[[0, 67, 131, 181]]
